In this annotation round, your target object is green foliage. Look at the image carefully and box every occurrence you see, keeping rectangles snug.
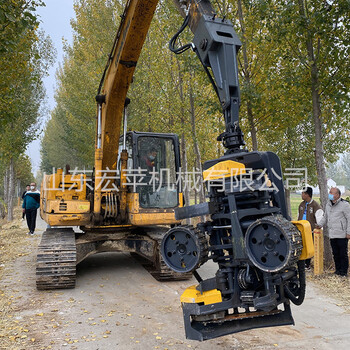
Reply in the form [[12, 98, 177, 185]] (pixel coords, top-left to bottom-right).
[[0, 0, 44, 53], [259, 0, 350, 147], [0, 29, 54, 161], [0, 0, 53, 221], [41, 0, 124, 171], [227, 0, 350, 185], [41, 0, 223, 172], [0, 154, 34, 197], [128, 0, 222, 165], [0, 0, 55, 162], [327, 153, 350, 190], [16, 155, 35, 189]]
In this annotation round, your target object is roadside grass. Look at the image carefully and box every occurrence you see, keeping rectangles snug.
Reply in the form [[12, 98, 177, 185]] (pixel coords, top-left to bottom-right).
[[308, 270, 350, 311], [0, 208, 29, 350]]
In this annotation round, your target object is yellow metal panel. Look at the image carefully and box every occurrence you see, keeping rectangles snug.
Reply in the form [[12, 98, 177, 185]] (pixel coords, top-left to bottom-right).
[[41, 212, 90, 227], [179, 192, 183, 208], [94, 149, 103, 216], [292, 220, 314, 260], [203, 160, 246, 181], [313, 228, 324, 275], [41, 168, 91, 227], [181, 285, 222, 305], [127, 192, 139, 213], [126, 192, 180, 225], [129, 212, 179, 226], [46, 200, 90, 214], [41, 170, 87, 201]]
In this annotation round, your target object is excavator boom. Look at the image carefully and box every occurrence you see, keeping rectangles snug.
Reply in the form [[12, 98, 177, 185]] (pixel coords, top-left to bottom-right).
[[96, 0, 159, 172]]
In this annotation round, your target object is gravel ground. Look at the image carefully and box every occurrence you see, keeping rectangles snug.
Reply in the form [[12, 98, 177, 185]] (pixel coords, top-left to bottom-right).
[[1, 210, 350, 350]]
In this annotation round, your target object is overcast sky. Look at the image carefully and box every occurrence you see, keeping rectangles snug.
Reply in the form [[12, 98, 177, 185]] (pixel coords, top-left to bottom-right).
[[26, 0, 75, 174]]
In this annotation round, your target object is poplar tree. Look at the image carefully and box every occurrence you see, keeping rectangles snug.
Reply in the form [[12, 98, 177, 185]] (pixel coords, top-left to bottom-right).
[[0, 1, 54, 221]]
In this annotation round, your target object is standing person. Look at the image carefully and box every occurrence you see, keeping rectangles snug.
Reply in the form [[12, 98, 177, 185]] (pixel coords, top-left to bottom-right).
[[318, 187, 350, 277], [298, 186, 322, 270], [22, 182, 40, 235], [21, 185, 30, 220]]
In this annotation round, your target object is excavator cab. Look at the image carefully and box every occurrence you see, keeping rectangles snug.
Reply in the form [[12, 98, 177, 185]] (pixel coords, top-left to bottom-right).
[[117, 132, 181, 210], [111, 131, 184, 227]]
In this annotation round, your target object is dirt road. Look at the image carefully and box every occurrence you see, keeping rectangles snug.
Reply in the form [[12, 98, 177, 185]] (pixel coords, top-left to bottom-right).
[[1, 217, 350, 350]]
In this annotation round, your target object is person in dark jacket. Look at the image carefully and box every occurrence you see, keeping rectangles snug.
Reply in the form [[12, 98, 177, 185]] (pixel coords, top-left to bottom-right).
[[298, 186, 322, 269], [318, 187, 350, 277], [22, 182, 40, 235], [21, 185, 30, 219]]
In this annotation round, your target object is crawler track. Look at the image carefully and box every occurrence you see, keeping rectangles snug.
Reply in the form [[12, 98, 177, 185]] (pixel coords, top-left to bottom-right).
[[36, 228, 76, 290]]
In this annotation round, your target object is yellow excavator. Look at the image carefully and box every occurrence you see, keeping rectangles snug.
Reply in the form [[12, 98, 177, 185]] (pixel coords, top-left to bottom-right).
[[38, 0, 314, 341]]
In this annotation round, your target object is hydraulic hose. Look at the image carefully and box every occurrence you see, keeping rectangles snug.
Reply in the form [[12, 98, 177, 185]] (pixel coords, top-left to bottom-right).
[[169, 15, 192, 54], [284, 260, 306, 306]]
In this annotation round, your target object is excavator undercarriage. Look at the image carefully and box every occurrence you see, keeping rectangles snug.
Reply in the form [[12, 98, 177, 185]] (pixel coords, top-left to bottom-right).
[[36, 226, 191, 290]]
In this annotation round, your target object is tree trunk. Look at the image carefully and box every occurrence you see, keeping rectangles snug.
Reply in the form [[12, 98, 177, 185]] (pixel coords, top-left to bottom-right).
[[180, 133, 190, 217], [17, 179, 21, 206], [3, 165, 9, 219], [311, 65, 332, 266], [285, 188, 292, 219], [189, 82, 205, 204], [176, 59, 190, 223], [7, 158, 15, 222], [237, 0, 258, 151], [297, 0, 332, 266], [3, 166, 9, 207]]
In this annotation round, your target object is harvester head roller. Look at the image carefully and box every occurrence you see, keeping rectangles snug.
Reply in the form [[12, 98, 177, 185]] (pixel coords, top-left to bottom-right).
[[245, 215, 302, 273], [161, 226, 208, 273]]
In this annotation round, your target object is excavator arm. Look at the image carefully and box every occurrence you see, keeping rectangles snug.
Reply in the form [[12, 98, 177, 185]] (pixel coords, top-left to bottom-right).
[[94, 0, 159, 218], [96, 0, 159, 171], [172, 0, 245, 151]]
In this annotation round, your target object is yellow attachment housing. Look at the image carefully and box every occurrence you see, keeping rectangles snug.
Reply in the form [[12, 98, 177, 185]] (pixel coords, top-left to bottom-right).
[[292, 220, 314, 260], [203, 160, 246, 181], [180, 285, 222, 305]]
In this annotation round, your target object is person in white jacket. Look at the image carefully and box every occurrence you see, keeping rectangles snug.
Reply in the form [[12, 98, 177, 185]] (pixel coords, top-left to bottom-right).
[[317, 187, 350, 277]]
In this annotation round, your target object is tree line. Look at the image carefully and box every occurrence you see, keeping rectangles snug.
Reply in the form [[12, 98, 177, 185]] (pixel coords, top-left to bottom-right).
[[0, 0, 54, 220], [1, 0, 349, 224]]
